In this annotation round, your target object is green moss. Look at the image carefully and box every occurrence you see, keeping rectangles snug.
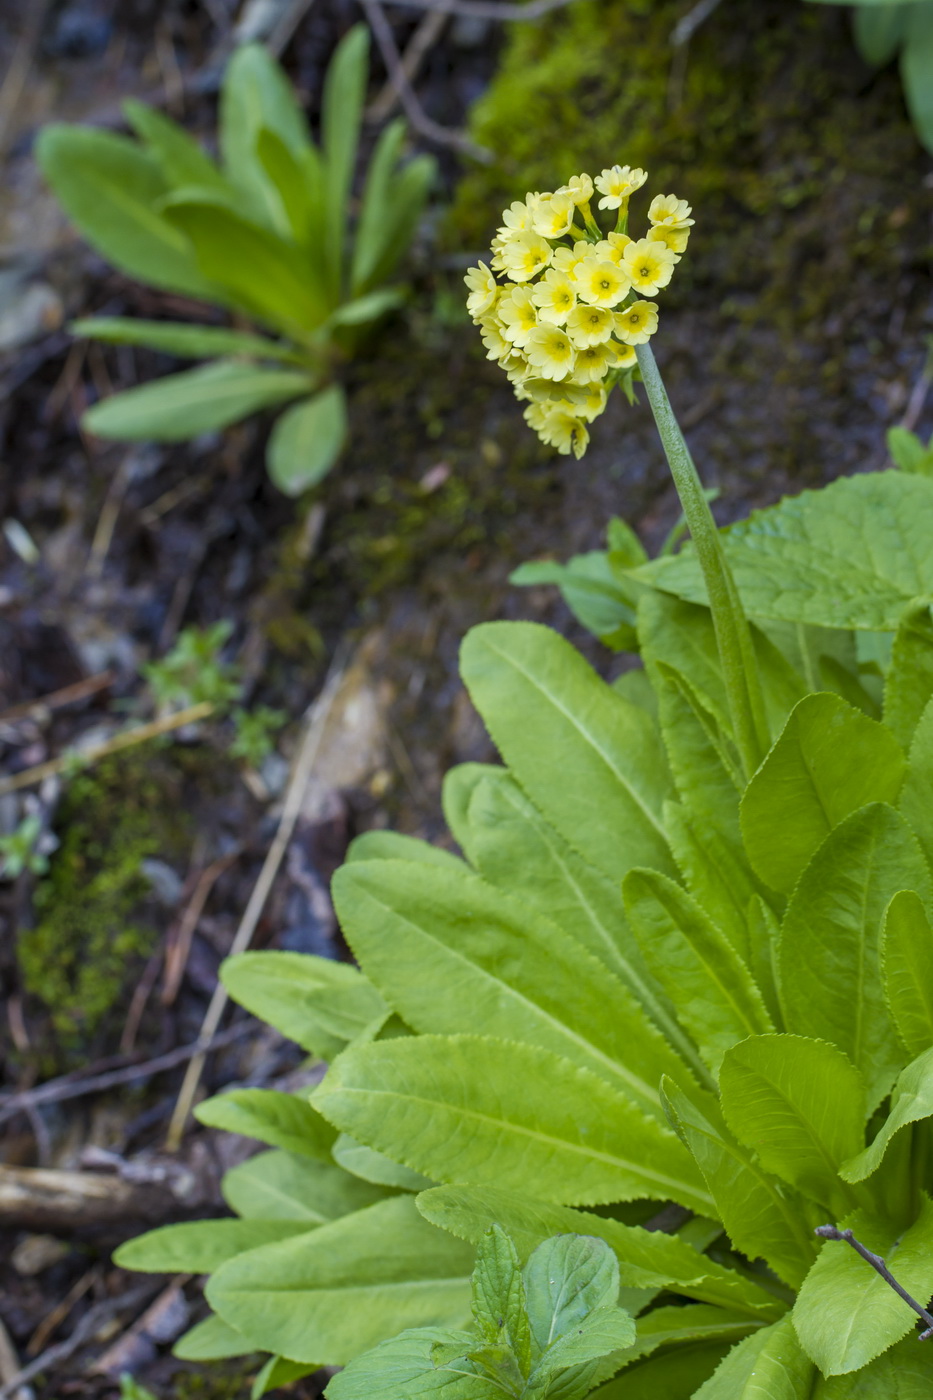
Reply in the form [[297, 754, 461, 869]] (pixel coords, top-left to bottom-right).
[[18, 747, 190, 1053]]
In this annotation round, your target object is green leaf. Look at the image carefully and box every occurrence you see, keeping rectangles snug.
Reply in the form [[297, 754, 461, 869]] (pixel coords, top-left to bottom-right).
[[173, 1313, 256, 1361], [809, 1331, 933, 1397], [255, 127, 325, 249], [207, 1195, 474, 1365], [511, 552, 638, 650], [524, 1235, 619, 1353], [35, 124, 217, 301], [888, 425, 933, 473], [220, 950, 389, 1060], [718, 1035, 865, 1214], [313, 1034, 713, 1214], [903, 4, 933, 155], [471, 1225, 531, 1369], [322, 24, 369, 292], [853, 5, 911, 65], [220, 43, 314, 233], [194, 1088, 337, 1158], [900, 696, 933, 872], [351, 118, 433, 297], [691, 1316, 814, 1398], [346, 829, 466, 871], [660, 1076, 818, 1290], [882, 889, 933, 1056], [70, 316, 304, 363], [620, 1303, 763, 1367], [332, 1134, 432, 1190], [83, 361, 311, 442], [123, 99, 228, 192], [417, 1184, 782, 1318], [740, 693, 906, 895], [163, 196, 330, 333], [332, 856, 697, 1121], [352, 152, 435, 296], [623, 869, 772, 1076], [266, 385, 348, 496], [793, 1198, 933, 1375], [329, 289, 405, 327], [593, 1341, 733, 1400], [884, 600, 933, 748], [779, 803, 931, 1108], [221, 1148, 390, 1221], [840, 1045, 933, 1182], [114, 1218, 311, 1272], [325, 1327, 501, 1400], [631, 472, 933, 631], [531, 1308, 636, 1389], [460, 622, 674, 886], [252, 1356, 320, 1399]]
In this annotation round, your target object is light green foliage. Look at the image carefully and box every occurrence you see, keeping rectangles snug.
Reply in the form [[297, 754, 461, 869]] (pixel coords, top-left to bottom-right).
[[228, 706, 286, 766], [0, 814, 48, 878], [36, 30, 434, 495], [120, 1376, 159, 1400], [143, 621, 241, 713], [117, 469, 933, 1395], [328, 1226, 635, 1400]]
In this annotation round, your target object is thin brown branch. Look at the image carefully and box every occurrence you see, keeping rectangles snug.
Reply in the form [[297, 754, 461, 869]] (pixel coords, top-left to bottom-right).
[[376, 0, 576, 20], [368, 6, 449, 122], [0, 672, 115, 727], [815, 1225, 933, 1340]]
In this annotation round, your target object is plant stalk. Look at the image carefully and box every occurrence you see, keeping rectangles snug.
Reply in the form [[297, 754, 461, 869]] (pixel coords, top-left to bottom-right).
[[635, 342, 769, 779]]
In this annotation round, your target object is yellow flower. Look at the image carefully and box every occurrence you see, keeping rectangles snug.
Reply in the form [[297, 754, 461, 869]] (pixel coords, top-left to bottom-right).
[[647, 225, 690, 258], [566, 304, 614, 347], [572, 341, 615, 384], [479, 315, 511, 361], [647, 194, 694, 228], [538, 407, 590, 459], [553, 241, 592, 277], [572, 257, 631, 309], [609, 340, 637, 369], [576, 382, 609, 420], [498, 286, 539, 348], [525, 324, 576, 381], [500, 231, 553, 283], [594, 164, 648, 210], [532, 268, 577, 325], [464, 261, 499, 320], [620, 238, 676, 295], [500, 197, 539, 233], [556, 173, 594, 205], [614, 299, 659, 345], [531, 192, 576, 239]]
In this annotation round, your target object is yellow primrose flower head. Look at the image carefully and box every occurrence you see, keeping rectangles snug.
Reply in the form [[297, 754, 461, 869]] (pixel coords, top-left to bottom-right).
[[469, 163, 692, 457]]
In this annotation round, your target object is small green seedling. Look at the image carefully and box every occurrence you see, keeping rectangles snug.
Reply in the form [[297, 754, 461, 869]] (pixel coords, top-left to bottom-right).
[[0, 814, 50, 878]]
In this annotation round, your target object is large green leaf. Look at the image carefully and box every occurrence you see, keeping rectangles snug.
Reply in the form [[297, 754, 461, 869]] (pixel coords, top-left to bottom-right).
[[884, 600, 933, 748], [35, 124, 214, 300], [523, 1234, 619, 1356], [255, 127, 326, 251], [266, 385, 348, 496], [793, 1199, 933, 1375], [663, 800, 764, 970], [194, 1088, 337, 1159], [740, 694, 906, 895], [351, 151, 435, 295], [903, 4, 933, 155], [472, 1225, 530, 1364], [619, 1304, 762, 1367], [810, 1331, 933, 1397], [660, 1076, 818, 1290], [462, 771, 700, 1077], [778, 803, 930, 1107], [115, 1218, 311, 1273], [70, 316, 304, 363], [82, 361, 311, 442], [325, 1327, 501, 1400], [207, 1195, 474, 1364], [220, 950, 388, 1060], [840, 1045, 933, 1182], [718, 1035, 865, 1215], [417, 1185, 783, 1318], [163, 196, 330, 333], [631, 472, 933, 630], [321, 24, 369, 292], [853, 4, 911, 65], [173, 1313, 256, 1361], [312, 1034, 713, 1214], [332, 1135, 431, 1190], [221, 1148, 390, 1221], [332, 857, 697, 1121], [900, 695, 933, 871], [691, 1316, 815, 1398], [460, 622, 674, 885], [220, 42, 314, 233], [350, 118, 407, 294], [624, 870, 772, 1076], [124, 99, 228, 192], [346, 829, 466, 871], [593, 1340, 733, 1399], [881, 890, 933, 1056]]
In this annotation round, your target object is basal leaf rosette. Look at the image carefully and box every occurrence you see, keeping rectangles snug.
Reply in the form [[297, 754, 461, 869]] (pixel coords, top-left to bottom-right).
[[464, 167, 693, 458]]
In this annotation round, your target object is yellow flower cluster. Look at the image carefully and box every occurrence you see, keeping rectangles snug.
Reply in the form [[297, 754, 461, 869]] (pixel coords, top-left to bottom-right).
[[464, 168, 693, 458]]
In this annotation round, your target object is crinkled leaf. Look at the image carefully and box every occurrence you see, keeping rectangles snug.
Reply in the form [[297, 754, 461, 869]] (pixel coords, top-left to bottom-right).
[[740, 693, 905, 895], [220, 950, 388, 1060], [888, 425, 933, 474], [524, 1235, 619, 1353], [778, 803, 930, 1108], [221, 1148, 389, 1222], [471, 1225, 531, 1368], [115, 1218, 311, 1273], [531, 1308, 636, 1388], [718, 1035, 866, 1215], [881, 889, 933, 1056], [194, 1088, 337, 1159], [793, 1198, 933, 1375], [841, 1045, 933, 1182], [663, 799, 765, 974], [325, 1327, 501, 1400], [692, 1316, 814, 1398], [313, 1034, 712, 1213], [460, 622, 674, 885], [208, 1195, 474, 1365], [900, 695, 933, 872], [884, 600, 933, 748]]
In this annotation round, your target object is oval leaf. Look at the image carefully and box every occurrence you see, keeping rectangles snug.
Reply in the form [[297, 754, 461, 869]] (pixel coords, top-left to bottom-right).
[[266, 385, 348, 496]]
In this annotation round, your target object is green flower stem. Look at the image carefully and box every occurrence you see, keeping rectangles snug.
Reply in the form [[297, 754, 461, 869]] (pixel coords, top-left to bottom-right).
[[635, 341, 769, 779]]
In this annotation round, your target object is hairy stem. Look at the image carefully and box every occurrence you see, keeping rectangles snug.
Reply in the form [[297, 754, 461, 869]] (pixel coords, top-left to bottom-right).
[[635, 342, 769, 779], [815, 1225, 933, 1340]]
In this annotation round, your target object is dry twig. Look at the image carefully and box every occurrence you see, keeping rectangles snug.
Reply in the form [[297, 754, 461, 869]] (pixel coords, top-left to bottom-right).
[[0, 673, 115, 727], [376, 0, 575, 19], [367, 6, 449, 123]]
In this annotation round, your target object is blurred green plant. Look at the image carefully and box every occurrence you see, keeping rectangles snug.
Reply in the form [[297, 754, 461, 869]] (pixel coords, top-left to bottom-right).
[[806, 0, 933, 152], [0, 814, 49, 878], [36, 28, 435, 495], [229, 705, 287, 767], [143, 621, 241, 715]]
